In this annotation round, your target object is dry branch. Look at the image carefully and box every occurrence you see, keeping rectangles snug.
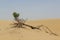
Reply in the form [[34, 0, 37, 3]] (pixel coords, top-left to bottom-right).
[[12, 12, 58, 36]]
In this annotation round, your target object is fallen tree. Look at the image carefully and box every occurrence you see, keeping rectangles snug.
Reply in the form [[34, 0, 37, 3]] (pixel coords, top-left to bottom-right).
[[12, 12, 58, 36]]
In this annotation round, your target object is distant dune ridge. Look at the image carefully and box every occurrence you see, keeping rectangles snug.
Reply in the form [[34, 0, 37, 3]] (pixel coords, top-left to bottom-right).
[[0, 19, 60, 40]]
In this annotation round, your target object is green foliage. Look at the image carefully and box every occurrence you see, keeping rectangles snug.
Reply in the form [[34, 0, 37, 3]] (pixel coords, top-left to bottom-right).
[[13, 12, 19, 18]]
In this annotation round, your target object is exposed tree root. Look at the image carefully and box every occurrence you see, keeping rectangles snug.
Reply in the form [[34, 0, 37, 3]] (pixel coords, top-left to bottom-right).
[[11, 22, 58, 36]]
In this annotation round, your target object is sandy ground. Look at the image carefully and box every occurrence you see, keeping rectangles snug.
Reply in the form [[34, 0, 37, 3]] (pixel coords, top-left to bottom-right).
[[0, 19, 60, 40]]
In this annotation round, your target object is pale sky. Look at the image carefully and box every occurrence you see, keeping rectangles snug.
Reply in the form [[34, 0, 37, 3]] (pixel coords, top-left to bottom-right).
[[0, 0, 60, 20]]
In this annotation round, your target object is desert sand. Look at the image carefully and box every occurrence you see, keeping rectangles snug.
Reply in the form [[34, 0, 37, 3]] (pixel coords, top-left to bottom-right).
[[0, 19, 60, 40]]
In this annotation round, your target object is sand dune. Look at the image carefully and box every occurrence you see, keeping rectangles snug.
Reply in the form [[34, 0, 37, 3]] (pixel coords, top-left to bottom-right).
[[0, 19, 60, 40]]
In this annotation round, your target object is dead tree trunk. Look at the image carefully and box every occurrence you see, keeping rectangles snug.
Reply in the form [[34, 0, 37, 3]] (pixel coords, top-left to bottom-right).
[[22, 23, 39, 29], [22, 23, 58, 36]]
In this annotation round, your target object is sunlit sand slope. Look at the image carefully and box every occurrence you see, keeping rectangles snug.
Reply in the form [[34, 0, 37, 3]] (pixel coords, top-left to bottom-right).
[[0, 19, 60, 40]]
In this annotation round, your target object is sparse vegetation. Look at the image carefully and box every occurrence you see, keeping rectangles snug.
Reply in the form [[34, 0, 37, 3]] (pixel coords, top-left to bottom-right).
[[12, 12, 25, 28], [12, 12, 58, 36]]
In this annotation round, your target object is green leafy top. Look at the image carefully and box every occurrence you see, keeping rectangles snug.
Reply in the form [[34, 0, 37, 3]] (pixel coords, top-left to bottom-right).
[[13, 12, 19, 18]]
